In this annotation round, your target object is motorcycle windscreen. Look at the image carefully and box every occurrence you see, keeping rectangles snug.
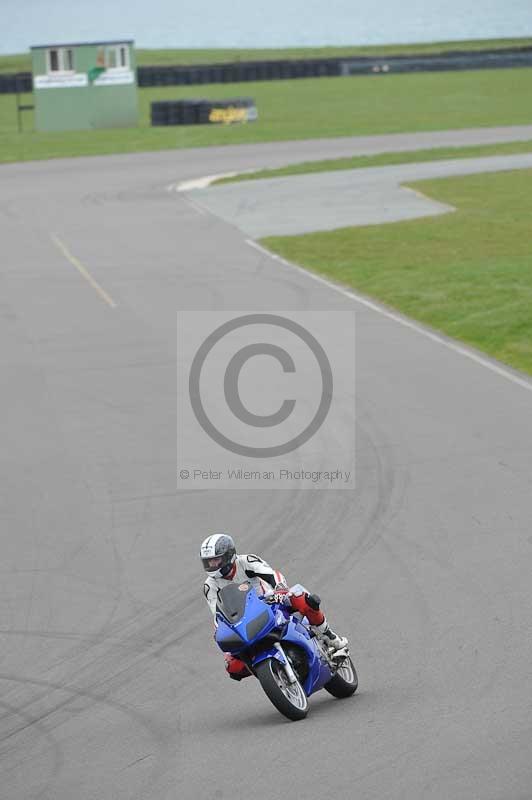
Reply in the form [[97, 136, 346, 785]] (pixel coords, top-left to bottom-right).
[[216, 583, 250, 624]]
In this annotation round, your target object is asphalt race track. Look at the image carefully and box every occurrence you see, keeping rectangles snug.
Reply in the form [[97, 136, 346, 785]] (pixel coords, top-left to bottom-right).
[[1, 128, 532, 800]]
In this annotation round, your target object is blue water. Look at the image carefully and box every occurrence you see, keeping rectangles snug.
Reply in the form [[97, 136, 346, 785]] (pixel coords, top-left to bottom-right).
[[2, 0, 532, 55]]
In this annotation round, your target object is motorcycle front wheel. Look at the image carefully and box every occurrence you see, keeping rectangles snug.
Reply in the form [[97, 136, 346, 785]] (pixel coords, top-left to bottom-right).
[[255, 658, 308, 721]]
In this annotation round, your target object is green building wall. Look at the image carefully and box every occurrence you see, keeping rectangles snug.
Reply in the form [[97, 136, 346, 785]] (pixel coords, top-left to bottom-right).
[[31, 42, 138, 132]]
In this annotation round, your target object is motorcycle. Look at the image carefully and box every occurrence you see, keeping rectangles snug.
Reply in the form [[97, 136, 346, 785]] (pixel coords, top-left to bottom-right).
[[215, 581, 358, 721]]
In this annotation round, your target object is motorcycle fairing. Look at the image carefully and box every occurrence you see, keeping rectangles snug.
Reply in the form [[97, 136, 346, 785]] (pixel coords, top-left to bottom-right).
[[216, 586, 334, 697]]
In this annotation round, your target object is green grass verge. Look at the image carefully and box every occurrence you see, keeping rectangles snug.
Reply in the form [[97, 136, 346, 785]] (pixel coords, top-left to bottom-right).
[[1, 68, 532, 165], [134, 38, 532, 65], [0, 53, 31, 74], [215, 140, 532, 184], [261, 169, 532, 376], [2, 38, 532, 73]]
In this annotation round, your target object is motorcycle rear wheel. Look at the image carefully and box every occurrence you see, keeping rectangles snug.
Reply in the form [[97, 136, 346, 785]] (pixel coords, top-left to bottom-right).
[[324, 656, 358, 698], [255, 658, 308, 721]]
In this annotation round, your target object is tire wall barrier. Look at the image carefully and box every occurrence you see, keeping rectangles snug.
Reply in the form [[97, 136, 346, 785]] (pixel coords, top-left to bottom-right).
[[1, 47, 531, 94], [0, 73, 32, 94], [137, 47, 532, 87], [151, 97, 257, 126], [339, 48, 532, 76], [138, 58, 340, 87]]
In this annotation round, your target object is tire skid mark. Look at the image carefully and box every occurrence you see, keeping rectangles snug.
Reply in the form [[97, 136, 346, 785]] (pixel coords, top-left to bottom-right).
[[0, 697, 63, 800], [0, 674, 173, 798]]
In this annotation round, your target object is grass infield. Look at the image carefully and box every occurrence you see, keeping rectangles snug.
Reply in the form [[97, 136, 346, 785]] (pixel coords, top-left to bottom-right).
[[261, 169, 532, 376], [1, 67, 532, 164]]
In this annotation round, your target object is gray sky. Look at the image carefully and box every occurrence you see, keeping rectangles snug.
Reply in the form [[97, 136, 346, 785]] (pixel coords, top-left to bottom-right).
[[2, 0, 531, 55]]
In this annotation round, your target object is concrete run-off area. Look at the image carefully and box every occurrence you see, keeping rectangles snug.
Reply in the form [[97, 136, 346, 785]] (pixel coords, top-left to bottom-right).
[[188, 152, 532, 237]]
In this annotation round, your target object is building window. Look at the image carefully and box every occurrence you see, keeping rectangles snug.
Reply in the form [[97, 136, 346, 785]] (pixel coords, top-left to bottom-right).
[[105, 45, 129, 70], [47, 47, 75, 74], [48, 49, 60, 72]]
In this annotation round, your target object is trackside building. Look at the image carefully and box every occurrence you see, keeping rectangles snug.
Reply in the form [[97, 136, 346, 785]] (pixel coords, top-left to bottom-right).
[[31, 40, 138, 131]]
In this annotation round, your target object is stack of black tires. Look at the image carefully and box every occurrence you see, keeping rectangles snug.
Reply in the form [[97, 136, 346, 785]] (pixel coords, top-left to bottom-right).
[[151, 97, 257, 126]]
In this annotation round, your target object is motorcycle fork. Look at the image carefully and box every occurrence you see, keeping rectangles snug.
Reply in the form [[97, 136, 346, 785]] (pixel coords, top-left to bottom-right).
[[274, 643, 298, 684]]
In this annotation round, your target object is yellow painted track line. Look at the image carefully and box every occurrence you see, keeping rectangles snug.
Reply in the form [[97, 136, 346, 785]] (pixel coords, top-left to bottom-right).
[[50, 233, 117, 309]]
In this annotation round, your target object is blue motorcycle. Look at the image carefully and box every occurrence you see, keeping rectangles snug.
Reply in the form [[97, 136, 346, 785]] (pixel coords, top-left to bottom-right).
[[215, 582, 358, 721]]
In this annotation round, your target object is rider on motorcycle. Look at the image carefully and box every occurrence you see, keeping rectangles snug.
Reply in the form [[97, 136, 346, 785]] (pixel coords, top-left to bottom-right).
[[200, 533, 349, 680]]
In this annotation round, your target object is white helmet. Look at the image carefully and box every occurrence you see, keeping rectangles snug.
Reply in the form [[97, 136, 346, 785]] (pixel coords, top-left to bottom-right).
[[199, 533, 237, 579]]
